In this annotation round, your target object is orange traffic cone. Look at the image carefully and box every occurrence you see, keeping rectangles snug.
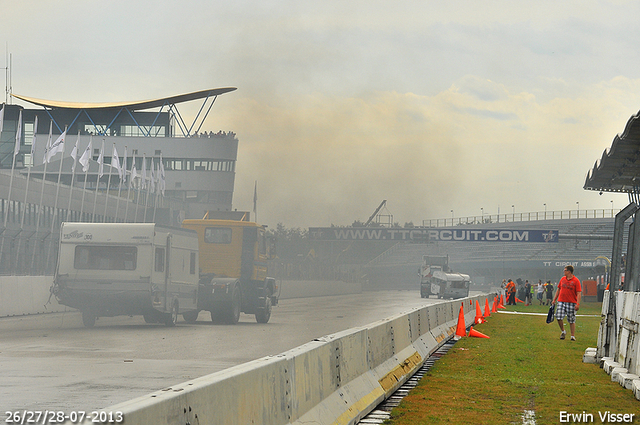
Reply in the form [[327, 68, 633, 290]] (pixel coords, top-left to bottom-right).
[[475, 300, 484, 324], [455, 304, 466, 337], [501, 294, 505, 305], [515, 297, 524, 303], [492, 299, 497, 313], [470, 299, 473, 305], [484, 298, 491, 318], [468, 326, 490, 338], [606, 283, 610, 290], [498, 298, 506, 309]]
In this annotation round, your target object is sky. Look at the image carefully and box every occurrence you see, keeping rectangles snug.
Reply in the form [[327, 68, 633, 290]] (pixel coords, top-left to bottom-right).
[[2, 0, 640, 229]]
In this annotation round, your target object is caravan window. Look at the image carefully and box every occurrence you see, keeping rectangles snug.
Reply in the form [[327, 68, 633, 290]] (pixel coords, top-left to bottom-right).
[[204, 227, 232, 244], [74, 245, 137, 270]]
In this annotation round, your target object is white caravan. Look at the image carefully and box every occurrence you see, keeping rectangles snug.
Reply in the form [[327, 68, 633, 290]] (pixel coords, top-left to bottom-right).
[[52, 223, 199, 327]]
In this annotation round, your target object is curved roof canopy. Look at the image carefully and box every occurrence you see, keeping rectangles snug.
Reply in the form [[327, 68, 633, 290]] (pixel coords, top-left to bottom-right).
[[584, 110, 640, 194], [12, 87, 237, 111]]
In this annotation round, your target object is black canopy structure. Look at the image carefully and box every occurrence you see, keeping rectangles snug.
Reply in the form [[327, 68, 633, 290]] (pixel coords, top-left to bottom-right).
[[584, 110, 640, 200]]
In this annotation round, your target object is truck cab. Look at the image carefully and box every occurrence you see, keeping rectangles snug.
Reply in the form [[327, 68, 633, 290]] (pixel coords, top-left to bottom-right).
[[181, 213, 277, 324]]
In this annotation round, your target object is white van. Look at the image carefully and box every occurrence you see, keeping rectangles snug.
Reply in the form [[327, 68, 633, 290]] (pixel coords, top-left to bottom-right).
[[52, 223, 199, 327]]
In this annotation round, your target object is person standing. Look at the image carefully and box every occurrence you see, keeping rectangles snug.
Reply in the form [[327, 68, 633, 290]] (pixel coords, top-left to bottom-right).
[[553, 265, 582, 341], [524, 280, 532, 305], [545, 281, 554, 305], [537, 279, 544, 305], [506, 279, 516, 305]]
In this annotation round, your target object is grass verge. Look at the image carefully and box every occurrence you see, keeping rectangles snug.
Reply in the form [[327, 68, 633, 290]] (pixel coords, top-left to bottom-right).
[[384, 301, 638, 425]]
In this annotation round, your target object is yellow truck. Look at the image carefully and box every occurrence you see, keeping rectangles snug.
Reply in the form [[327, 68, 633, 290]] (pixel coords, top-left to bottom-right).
[[181, 213, 277, 324]]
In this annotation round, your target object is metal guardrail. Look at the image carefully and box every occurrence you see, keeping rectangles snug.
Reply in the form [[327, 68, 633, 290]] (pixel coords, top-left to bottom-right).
[[422, 209, 618, 228]]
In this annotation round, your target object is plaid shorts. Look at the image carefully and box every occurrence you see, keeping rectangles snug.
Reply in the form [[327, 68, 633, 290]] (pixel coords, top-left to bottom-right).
[[555, 302, 577, 323]]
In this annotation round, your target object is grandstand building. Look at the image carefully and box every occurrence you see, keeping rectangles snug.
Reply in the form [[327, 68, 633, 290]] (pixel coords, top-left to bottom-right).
[[360, 213, 620, 292], [0, 88, 238, 274]]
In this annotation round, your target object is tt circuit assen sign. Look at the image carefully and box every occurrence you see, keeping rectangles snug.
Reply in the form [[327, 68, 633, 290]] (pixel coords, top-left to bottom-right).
[[308, 227, 559, 243]]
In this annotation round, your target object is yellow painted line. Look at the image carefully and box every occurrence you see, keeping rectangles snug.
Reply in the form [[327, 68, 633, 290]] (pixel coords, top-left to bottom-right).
[[331, 386, 385, 425], [378, 351, 422, 393]]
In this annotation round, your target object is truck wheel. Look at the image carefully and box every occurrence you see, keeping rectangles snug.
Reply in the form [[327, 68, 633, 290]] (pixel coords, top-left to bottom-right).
[[143, 313, 157, 324], [210, 309, 224, 323], [82, 310, 96, 328], [165, 302, 178, 327], [225, 287, 241, 324], [182, 310, 199, 323], [255, 297, 272, 323]]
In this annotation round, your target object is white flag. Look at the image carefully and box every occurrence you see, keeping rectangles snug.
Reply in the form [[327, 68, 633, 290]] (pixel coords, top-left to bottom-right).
[[155, 160, 161, 194], [112, 145, 122, 179], [79, 138, 92, 172], [42, 121, 53, 164], [159, 155, 166, 196], [97, 142, 104, 178], [46, 128, 66, 163], [149, 158, 155, 193], [141, 155, 147, 190], [130, 153, 138, 189], [121, 146, 127, 185], [70, 140, 78, 173], [30, 116, 38, 159], [14, 110, 22, 156]]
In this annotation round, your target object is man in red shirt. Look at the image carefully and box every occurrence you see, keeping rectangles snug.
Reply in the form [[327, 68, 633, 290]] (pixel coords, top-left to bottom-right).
[[552, 265, 582, 341]]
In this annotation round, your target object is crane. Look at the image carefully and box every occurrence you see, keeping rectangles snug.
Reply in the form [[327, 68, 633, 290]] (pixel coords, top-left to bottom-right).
[[364, 200, 387, 226]]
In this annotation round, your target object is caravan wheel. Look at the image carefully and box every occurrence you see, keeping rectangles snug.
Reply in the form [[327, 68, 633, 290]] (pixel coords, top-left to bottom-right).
[[82, 311, 96, 328], [182, 310, 199, 323]]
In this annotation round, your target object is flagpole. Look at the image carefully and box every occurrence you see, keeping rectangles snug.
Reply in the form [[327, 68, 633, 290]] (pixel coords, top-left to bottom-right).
[[102, 142, 113, 222], [16, 115, 37, 273], [0, 109, 21, 270], [135, 154, 145, 223], [114, 145, 125, 223], [152, 160, 159, 223], [143, 157, 153, 223], [253, 180, 258, 222], [31, 120, 53, 272], [78, 136, 92, 222], [65, 131, 80, 221], [124, 151, 135, 223], [91, 140, 104, 222], [45, 125, 67, 271]]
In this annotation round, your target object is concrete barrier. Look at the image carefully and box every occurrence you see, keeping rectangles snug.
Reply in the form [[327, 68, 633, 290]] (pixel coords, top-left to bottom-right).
[[0, 276, 68, 316], [72, 294, 495, 425], [590, 290, 640, 401]]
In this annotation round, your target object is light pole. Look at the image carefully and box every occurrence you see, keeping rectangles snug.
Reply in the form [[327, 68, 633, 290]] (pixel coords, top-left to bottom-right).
[[543, 203, 547, 220], [576, 201, 579, 218], [611, 200, 614, 216], [481, 207, 484, 222], [450, 209, 454, 225]]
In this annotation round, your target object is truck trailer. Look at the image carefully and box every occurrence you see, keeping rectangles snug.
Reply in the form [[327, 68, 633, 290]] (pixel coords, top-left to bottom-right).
[[419, 255, 471, 299]]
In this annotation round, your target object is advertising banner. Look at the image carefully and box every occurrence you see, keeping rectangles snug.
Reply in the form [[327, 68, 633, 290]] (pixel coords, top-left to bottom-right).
[[308, 227, 559, 243]]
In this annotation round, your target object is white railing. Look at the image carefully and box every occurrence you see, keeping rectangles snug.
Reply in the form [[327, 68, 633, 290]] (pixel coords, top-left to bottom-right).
[[422, 209, 618, 228]]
